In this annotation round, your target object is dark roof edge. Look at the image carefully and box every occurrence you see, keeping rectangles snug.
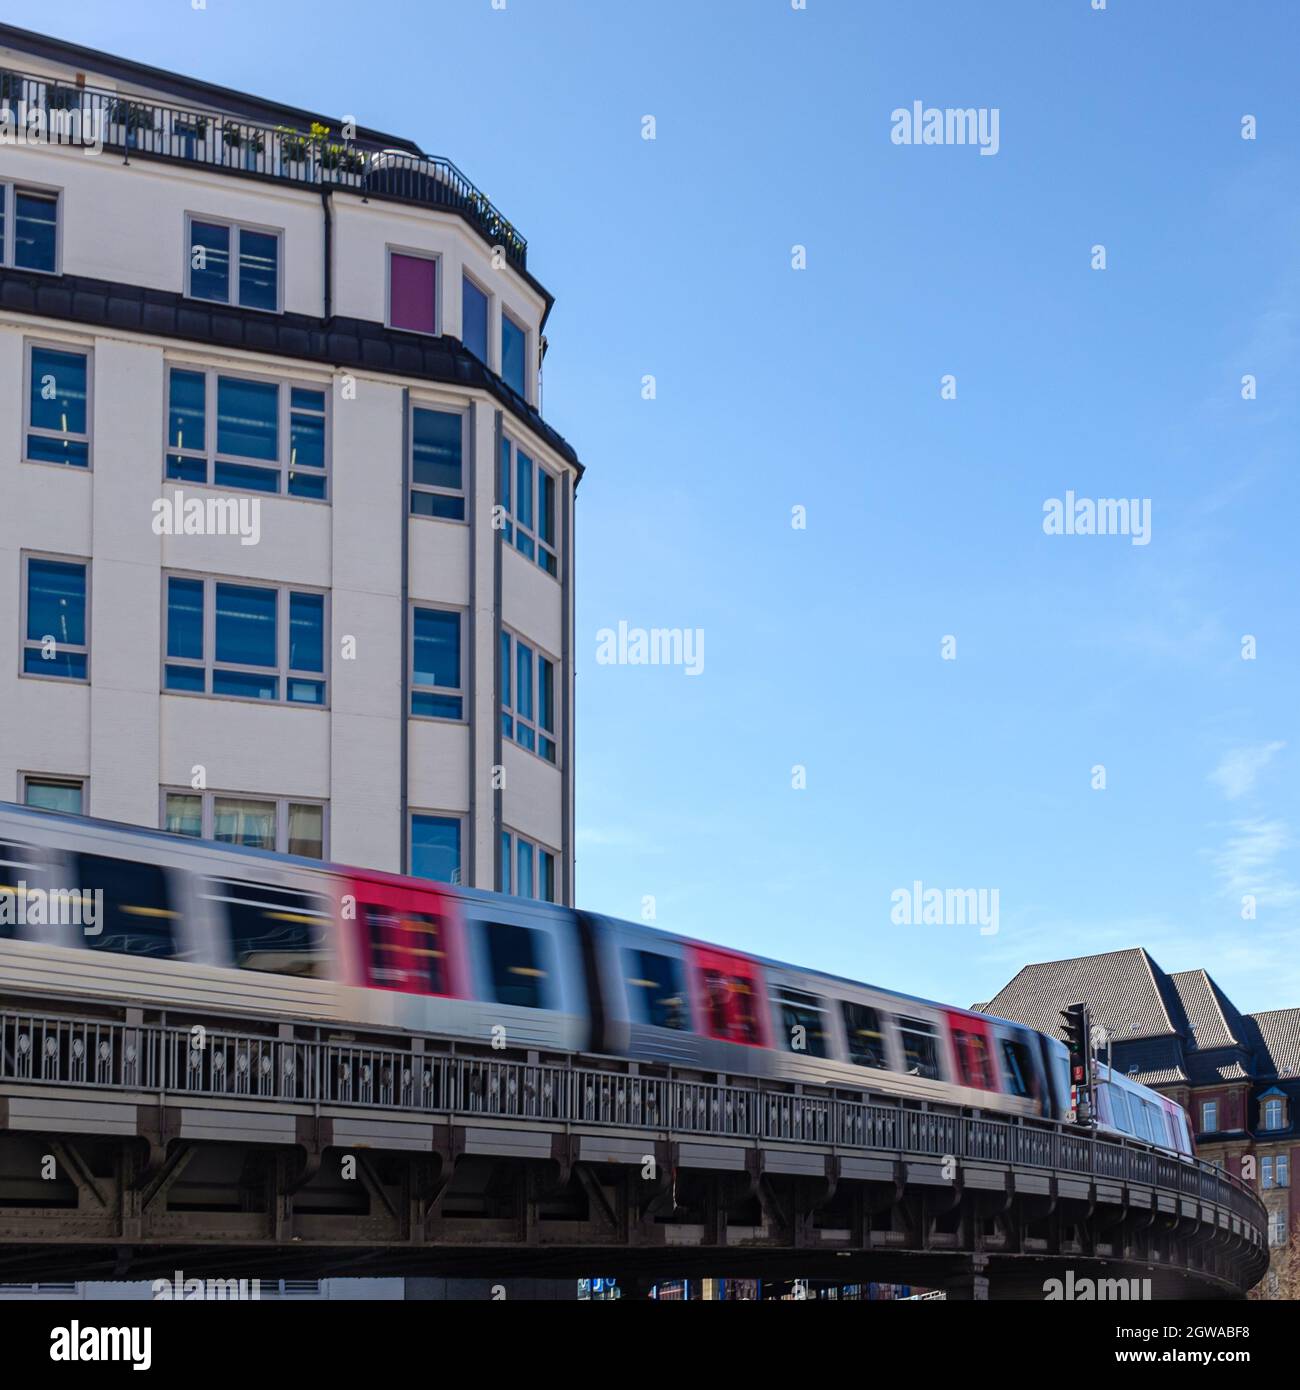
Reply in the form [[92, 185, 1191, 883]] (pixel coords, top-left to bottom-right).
[[0, 266, 583, 476], [0, 21, 421, 155]]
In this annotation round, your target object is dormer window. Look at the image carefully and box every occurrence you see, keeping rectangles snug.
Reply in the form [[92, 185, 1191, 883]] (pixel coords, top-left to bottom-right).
[[1261, 1092, 1287, 1131]]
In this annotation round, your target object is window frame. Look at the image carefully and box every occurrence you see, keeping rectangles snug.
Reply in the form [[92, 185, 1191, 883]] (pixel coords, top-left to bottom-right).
[[499, 627, 559, 766], [499, 433, 560, 579], [408, 398, 469, 522], [24, 339, 92, 470], [500, 307, 530, 400], [161, 572, 329, 707], [164, 363, 330, 500], [386, 245, 441, 336], [1201, 1100, 1218, 1132], [410, 602, 467, 722], [0, 180, 61, 273], [461, 270, 491, 364], [497, 828, 559, 903], [20, 551, 90, 684], [19, 774, 86, 815], [184, 212, 283, 313], [160, 788, 328, 859], [408, 811, 464, 887], [1263, 1097, 1285, 1131]]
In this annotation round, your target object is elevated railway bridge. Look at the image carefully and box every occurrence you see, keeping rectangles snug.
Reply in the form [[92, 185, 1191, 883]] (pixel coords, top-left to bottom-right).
[[0, 991, 1269, 1298]]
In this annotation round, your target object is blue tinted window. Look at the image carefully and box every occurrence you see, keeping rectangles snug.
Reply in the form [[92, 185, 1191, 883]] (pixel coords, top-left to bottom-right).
[[26, 559, 85, 646], [215, 583, 277, 668], [411, 409, 462, 490], [501, 314, 526, 396], [217, 377, 278, 461], [166, 577, 204, 660], [213, 669, 278, 700], [238, 229, 279, 311], [498, 833, 512, 894], [500, 631, 511, 706], [413, 608, 461, 691], [30, 347, 87, 436], [289, 592, 324, 672], [516, 641, 533, 722], [516, 838, 534, 899], [168, 369, 206, 451], [463, 276, 488, 362], [189, 220, 230, 302], [412, 815, 461, 885], [538, 656, 555, 733], [15, 190, 57, 272], [0, 187, 6, 259]]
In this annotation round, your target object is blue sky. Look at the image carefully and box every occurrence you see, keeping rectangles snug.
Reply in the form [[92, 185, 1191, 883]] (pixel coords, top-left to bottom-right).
[[16, 0, 1300, 1013]]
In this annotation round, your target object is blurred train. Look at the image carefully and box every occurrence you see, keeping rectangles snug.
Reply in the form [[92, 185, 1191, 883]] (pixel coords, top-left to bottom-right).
[[0, 802, 1195, 1157]]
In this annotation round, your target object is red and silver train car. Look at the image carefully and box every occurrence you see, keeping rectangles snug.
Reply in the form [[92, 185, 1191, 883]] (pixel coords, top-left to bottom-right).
[[0, 803, 1195, 1156]]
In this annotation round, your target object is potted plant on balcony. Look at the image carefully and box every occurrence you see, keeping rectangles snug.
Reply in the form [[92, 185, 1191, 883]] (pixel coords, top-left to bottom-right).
[[223, 124, 266, 166], [108, 98, 158, 145], [278, 125, 311, 176]]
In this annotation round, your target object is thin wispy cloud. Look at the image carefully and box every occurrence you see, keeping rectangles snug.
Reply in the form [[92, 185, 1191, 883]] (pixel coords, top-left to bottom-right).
[[1207, 816, 1300, 911], [1209, 742, 1286, 800]]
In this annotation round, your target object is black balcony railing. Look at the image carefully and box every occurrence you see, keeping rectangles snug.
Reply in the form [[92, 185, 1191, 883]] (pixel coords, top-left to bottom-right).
[[0, 66, 527, 269]]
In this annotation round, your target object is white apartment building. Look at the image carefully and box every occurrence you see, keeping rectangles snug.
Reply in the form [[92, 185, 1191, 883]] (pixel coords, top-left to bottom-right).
[[0, 23, 581, 902]]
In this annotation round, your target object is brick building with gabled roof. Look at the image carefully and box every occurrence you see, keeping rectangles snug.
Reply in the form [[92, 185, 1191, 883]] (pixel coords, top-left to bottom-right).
[[979, 948, 1300, 1264]]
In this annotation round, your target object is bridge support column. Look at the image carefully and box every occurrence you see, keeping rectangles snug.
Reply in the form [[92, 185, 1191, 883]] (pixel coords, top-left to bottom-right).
[[943, 1255, 990, 1301]]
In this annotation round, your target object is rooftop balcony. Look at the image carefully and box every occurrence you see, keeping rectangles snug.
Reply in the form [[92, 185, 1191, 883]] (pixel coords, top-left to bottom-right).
[[0, 65, 528, 269]]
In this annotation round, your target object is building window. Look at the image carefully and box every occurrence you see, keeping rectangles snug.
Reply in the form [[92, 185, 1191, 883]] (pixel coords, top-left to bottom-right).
[[409, 406, 465, 520], [462, 274, 489, 362], [163, 575, 326, 705], [500, 631, 557, 765], [1279, 1154, 1291, 1187], [1201, 1100, 1218, 1133], [410, 814, 462, 885], [22, 555, 88, 681], [389, 251, 437, 334], [22, 776, 84, 815], [1263, 1156, 1275, 1189], [499, 436, 559, 577], [1269, 1210, 1288, 1247], [498, 830, 558, 903], [1263, 1097, 1286, 1131], [411, 607, 464, 719], [165, 367, 328, 498], [501, 310, 527, 397], [26, 344, 90, 467], [0, 183, 58, 272], [162, 790, 325, 859], [187, 216, 280, 311]]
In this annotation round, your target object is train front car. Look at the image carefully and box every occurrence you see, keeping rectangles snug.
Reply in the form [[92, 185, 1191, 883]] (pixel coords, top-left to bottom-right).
[[0, 801, 341, 1023]]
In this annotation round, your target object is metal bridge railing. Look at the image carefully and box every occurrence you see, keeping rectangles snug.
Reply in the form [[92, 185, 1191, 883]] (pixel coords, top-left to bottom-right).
[[0, 1005, 1266, 1230]]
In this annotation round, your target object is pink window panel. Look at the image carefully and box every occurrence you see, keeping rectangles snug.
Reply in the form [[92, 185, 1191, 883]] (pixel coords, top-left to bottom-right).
[[390, 254, 437, 334]]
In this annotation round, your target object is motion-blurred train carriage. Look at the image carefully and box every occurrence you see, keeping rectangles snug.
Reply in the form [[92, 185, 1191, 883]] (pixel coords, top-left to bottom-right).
[[0, 802, 1195, 1156]]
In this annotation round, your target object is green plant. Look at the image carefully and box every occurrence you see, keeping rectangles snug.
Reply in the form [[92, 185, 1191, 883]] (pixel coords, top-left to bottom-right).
[[47, 84, 81, 112], [109, 98, 157, 132], [278, 126, 309, 161], [175, 114, 208, 139], [321, 142, 363, 174]]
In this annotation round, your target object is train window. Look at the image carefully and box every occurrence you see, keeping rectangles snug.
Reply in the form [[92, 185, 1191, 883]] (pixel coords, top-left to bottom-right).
[[203, 879, 330, 976], [1109, 1087, 1134, 1135], [999, 1038, 1036, 1098], [74, 853, 179, 957], [774, 987, 830, 1058], [0, 841, 43, 940], [485, 922, 550, 1009], [842, 1002, 890, 1069], [699, 967, 762, 1045], [363, 906, 447, 994], [897, 1016, 942, 1080], [624, 949, 688, 1030], [952, 1028, 995, 1089]]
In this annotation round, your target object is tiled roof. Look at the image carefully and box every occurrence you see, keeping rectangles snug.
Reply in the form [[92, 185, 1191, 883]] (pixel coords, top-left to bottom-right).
[[1169, 969, 1248, 1051], [979, 948, 1179, 1043], [1245, 1009, 1300, 1081], [1111, 1037, 1190, 1087]]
